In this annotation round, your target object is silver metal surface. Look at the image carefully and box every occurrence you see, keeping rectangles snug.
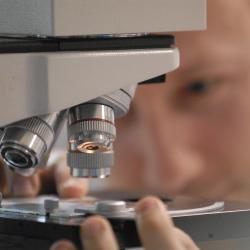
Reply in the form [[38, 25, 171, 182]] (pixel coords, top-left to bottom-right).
[[0, 129, 3, 140], [0, 127, 47, 170], [68, 151, 114, 169], [74, 198, 224, 219], [68, 104, 115, 124], [0, 196, 225, 219], [71, 168, 111, 179], [68, 105, 115, 147], [169, 202, 224, 216], [68, 103, 116, 178], [44, 199, 59, 214], [69, 121, 116, 149], [68, 152, 113, 178], [95, 200, 134, 216], [0, 112, 65, 174], [96, 200, 127, 213], [74, 200, 134, 217], [92, 86, 136, 118]]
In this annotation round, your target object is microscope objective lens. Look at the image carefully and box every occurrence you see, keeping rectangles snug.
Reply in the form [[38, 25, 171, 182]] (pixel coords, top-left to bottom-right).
[[67, 103, 116, 178], [4, 149, 29, 168]]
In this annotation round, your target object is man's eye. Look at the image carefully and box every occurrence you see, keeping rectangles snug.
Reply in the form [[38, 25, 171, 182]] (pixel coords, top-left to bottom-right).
[[184, 80, 210, 95], [174, 77, 226, 110]]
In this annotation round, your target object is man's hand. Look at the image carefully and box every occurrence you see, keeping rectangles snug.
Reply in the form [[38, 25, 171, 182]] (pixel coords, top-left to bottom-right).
[[0, 155, 88, 198], [51, 196, 200, 250]]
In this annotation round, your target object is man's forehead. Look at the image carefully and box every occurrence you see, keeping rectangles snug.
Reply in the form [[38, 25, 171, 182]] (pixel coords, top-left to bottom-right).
[[207, 0, 250, 34], [171, 0, 250, 67]]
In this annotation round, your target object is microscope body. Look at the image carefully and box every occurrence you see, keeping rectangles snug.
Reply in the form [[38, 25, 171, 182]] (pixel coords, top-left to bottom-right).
[[0, 0, 206, 178]]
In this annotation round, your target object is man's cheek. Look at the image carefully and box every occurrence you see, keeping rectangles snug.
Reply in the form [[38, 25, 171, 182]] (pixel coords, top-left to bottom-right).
[[148, 152, 204, 195]]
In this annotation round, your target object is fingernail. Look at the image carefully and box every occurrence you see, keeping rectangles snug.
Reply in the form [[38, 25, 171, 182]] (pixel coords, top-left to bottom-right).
[[61, 179, 77, 189], [50, 240, 75, 250], [59, 179, 87, 198], [50, 241, 62, 250], [81, 217, 104, 240], [136, 197, 163, 215]]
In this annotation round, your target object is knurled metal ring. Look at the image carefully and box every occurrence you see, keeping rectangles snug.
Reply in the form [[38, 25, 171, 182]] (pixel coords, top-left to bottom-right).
[[68, 120, 116, 138], [8, 117, 54, 146], [67, 151, 114, 169]]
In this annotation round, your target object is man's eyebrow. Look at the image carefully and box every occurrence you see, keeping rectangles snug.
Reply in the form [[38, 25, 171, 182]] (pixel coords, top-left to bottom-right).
[[178, 58, 217, 76], [179, 48, 243, 75]]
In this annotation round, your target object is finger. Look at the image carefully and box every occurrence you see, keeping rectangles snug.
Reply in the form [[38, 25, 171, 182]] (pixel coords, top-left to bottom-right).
[[81, 216, 118, 250], [0, 159, 7, 193], [1, 157, 41, 198], [135, 196, 183, 250], [174, 228, 200, 250], [11, 172, 41, 197], [50, 240, 77, 250], [53, 156, 88, 198]]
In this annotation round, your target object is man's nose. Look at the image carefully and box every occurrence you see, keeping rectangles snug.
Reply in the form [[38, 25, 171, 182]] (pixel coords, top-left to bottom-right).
[[139, 95, 203, 195]]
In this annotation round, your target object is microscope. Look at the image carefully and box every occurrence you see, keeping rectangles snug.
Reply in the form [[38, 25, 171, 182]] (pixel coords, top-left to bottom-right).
[[0, 1, 249, 250], [0, 0, 206, 179]]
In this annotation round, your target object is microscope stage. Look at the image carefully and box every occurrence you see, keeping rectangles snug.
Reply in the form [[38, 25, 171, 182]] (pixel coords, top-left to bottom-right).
[[0, 196, 250, 250]]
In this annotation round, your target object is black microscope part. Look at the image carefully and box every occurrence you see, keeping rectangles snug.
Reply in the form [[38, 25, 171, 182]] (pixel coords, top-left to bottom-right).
[[0, 35, 174, 53]]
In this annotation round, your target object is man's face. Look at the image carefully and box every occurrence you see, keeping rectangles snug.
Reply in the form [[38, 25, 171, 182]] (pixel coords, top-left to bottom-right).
[[111, 0, 250, 201]]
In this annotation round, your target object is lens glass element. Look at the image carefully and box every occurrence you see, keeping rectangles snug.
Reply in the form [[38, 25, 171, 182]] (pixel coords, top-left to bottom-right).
[[4, 149, 29, 169]]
